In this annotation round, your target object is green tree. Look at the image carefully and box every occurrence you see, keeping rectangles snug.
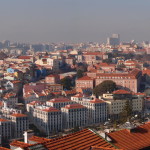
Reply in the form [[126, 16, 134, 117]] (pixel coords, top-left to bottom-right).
[[61, 77, 72, 90], [102, 58, 112, 64], [76, 69, 84, 79], [119, 100, 133, 123], [93, 80, 117, 96]]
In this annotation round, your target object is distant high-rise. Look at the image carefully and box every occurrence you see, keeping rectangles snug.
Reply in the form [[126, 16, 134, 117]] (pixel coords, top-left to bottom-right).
[[107, 34, 120, 46]]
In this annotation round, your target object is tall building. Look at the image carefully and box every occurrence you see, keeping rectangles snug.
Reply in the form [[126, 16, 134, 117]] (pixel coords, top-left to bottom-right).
[[61, 104, 87, 129], [107, 34, 120, 46]]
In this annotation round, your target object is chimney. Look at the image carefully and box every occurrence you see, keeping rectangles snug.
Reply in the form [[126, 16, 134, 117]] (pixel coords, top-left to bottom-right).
[[23, 130, 34, 143]]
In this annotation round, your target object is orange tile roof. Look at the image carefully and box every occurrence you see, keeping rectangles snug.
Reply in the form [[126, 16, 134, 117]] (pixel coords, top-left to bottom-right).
[[47, 98, 71, 103], [63, 104, 85, 109], [29, 136, 52, 143], [108, 122, 150, 150], [10, 140, 32, 148], [143, 69, 150, 76], [42, 107, 60, 112], [96, 69, 140, 79], [113, 90, 132, 95], [28, 101, 43, 106], [77, 76, 93, 81], [90, 98, 105, 104], [134, 92, 145, 96], [0, 147, 11, 150], [11, 80, 21, 84], [72, 93, 83, 98], [100, 63, 116, 67], [46, 74, 59, 78], [125, 60, 137, 64], [84, 52, 105, 55], [18, 56, 33, 59], [0, 118, 9, 122], [42, 129, 115, 150], [63, 89, 76, 95], [91, 146, 121, 150], [11, 113, 27, 117]]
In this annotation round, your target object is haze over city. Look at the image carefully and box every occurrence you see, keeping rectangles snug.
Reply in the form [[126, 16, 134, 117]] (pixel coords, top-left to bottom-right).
[[0, 0, 150, 43]]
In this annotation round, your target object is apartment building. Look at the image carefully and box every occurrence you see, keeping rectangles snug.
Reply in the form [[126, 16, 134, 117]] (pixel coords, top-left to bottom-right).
[[95, 69, 142, 93], [10, 113, 29, 138], [71, 95, 108, 124], [102, 91, 144, 119], [61, 104, 87, 129], [46, 98, 74, 110], [31, 105, 62, 134], [0, 119, 11, 140], [76, 76, 94, 89]]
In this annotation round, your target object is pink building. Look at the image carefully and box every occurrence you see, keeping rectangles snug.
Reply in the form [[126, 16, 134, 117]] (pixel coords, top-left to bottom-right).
[[99, 63, 116, 72], [83, 52, 108, 65], [45, 74, 60, 84], [76, 76, 94, 89], [95, 69, 142, 93]]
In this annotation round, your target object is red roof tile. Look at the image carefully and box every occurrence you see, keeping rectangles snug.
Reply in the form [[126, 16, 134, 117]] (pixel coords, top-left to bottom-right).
[[77, 76, 93, 81], [84, 52, 105, 55], [11, 113, 27, 117], [18, 56, 33, 59], [0, 118, 9, 122], [108, 122, 150, 150], [42, 107, 60, 112], [42, 129, 115, 150], [29, 136, 51, 143], [90, 98, 105, 104], [0, 147, 11, 150], [63, 104, 85, 109], [72, 93, 83, 98], [10, 140, 32, 148], [113, 90, 132, 95], [48, 98, 71, 103]]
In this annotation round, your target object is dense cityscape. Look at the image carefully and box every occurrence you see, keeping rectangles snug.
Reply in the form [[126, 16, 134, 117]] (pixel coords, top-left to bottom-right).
[[0, 35, 150, 149]]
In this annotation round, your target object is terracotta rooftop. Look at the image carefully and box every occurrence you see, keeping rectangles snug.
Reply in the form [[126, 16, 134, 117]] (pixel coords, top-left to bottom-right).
[[84, 52, 105, 55], [42, 107, 60, 112], [63, 89, 76, 95], [28, 101, 43, 106], [11, 113, 27, 117], [10, 140, 32, 148], [5, 129, 117, 150], [113, 90, 132, 95], [100, 63, 116, 67], [42, 129, 115, 150], [46, 74, 59, 77], [0, 147, 10, 150], [72, 93, 83, 98], [77, 76, 93, 81], [96, 69, 140, 79], [108, 122, 150, 150], [143, 69, 150, 76], [48, 98, 71, 103], [18, 56, 33, 59], [91, 146, 122, 150], [0, 118, 9, 122], [29, 136, 52, 143], [63, 104, 85, 109], [90, 98, 105, 104]]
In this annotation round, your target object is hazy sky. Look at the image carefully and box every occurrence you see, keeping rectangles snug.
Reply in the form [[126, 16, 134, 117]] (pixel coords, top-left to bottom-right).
[[0, 0, 150, 43]]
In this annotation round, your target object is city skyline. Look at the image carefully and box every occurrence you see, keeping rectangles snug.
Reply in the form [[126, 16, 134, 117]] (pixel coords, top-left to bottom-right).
[[0, 0, 150, 43]]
